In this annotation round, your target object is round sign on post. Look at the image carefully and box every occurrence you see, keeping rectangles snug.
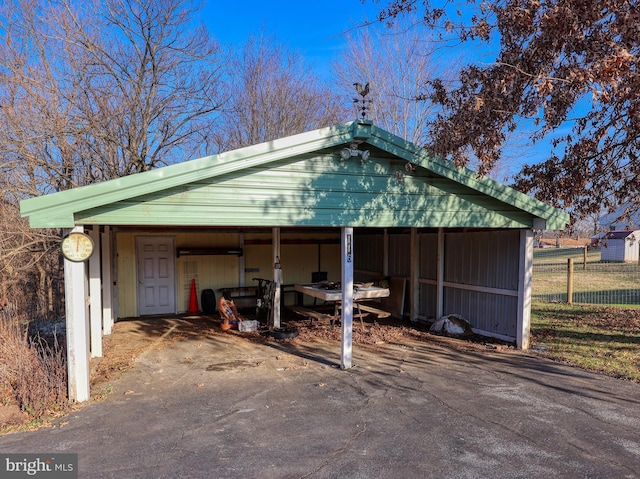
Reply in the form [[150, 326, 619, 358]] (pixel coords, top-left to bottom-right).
[[61, 232, 95, 262]]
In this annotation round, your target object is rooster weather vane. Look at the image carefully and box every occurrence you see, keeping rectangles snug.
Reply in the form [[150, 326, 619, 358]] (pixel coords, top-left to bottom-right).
[[353, 82, 372, 120]]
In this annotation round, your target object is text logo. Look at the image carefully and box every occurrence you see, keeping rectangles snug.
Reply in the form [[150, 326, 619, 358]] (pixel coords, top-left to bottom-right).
[[1, 454, 77, 478]]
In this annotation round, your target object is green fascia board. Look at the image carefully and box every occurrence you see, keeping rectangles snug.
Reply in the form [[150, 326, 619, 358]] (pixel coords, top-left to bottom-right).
[[366, 124, 569, 230], [20, 122, 361, 228]]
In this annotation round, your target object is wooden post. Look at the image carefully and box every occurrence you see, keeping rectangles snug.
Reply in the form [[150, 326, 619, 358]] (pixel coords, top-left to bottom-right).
[[517, 230, 534, 349], [64, 226, 90, 403], [567, 258, 574, 304], [436, 228, 444, 319], [88, 226, 102, 358], [272, 228, 281, 329], [583, 246, 587, 271], [101, 226, 114, 336], [341, 227, 354, 370]]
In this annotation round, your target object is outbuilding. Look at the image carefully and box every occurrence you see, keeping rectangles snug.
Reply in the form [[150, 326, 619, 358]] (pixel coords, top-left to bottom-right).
[[601, 230, 640, 262], [20, 120, 569, 402]]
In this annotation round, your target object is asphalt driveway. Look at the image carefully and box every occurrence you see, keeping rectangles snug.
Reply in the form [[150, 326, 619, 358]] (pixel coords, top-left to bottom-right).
[[1, 319, 639, 478]]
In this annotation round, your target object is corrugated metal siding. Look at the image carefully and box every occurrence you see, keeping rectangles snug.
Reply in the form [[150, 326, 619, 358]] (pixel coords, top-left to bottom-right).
[[419, 283, 438, 319], [419, 233, 438, 281], [443, 288, 518, 336], [354, 234, 384, 277], [445, 230, 520, 290], [388, 234, 411, 277], [442, 230, 520, 337]]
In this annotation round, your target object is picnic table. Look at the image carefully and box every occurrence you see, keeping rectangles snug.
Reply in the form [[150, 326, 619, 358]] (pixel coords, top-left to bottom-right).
[[291, 283, 391, 327]]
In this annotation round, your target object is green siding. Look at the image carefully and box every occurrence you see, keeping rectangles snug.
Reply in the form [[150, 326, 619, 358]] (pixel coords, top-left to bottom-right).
[[21, 120, 569, 230], [74, 156, 536, 228]]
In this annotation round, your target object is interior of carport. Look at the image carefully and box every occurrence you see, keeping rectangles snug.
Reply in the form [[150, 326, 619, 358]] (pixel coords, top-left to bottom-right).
[[19, 120, 568, 403]]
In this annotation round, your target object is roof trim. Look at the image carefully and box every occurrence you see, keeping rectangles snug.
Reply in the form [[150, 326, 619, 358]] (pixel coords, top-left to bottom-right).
[[366, 125, 568, 229], [21, 122, 360, 227]]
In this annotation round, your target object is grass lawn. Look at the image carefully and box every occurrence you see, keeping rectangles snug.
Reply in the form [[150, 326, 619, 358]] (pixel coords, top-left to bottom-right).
[[531, 301, 640, 382]]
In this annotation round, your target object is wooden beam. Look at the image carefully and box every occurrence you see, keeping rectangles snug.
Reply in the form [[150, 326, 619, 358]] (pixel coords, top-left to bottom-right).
[[272, 227, 281, 329], [88, 227, 102, 358], [436, 227, 444, 319], [64, 226, 90, 403], [101, 226, 114, 336], [341, 227, 354, 369], [517, 229, 534, 349]]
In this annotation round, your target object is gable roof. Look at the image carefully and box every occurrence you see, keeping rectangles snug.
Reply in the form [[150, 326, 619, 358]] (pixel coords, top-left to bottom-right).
[[20, 120, 569, 230], [605, 230, 640, 240]]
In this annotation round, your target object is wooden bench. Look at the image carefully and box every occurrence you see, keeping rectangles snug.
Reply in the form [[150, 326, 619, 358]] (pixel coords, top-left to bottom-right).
[[290, 305, 370, 328], [356, 304, 391, 319], [288, 305, 335, 324]]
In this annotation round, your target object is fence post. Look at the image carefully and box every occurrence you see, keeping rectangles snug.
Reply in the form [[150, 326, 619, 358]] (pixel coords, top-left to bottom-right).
[[583, 246, 587, 271], [567, 258, 574, 304]]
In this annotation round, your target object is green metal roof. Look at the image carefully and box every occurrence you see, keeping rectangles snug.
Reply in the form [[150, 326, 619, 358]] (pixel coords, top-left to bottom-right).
[[20, 120, 569, 230]]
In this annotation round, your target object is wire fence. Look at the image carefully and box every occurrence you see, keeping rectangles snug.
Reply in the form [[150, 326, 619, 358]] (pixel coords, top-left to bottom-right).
[[533, 247, 640, 305]]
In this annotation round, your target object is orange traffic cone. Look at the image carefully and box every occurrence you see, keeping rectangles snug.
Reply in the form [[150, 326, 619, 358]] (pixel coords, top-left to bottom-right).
[[188, 279, 199, 314]]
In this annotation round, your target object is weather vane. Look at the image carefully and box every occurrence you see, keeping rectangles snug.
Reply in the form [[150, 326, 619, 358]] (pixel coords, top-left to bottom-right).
[[353, 82, 372, 120]]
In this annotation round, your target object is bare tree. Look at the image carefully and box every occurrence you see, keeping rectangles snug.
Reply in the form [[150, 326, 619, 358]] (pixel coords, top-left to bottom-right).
[[0, 0, 224, 190], [333, 21, 448, 146], [0, 0, 225, 318], [214, 32, 348, 151]]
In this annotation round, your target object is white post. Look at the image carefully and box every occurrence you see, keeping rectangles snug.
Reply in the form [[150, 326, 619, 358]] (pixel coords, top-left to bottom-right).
[[517, 229, 534, 349], [88, 226, 102, 358], [101, 226, 114, 336], [436, 227, 445, 319], [64, 226, 90, 403], [409, 228, 420, 321], [272, 227, 281, 329], [341, 227, 354, 369]]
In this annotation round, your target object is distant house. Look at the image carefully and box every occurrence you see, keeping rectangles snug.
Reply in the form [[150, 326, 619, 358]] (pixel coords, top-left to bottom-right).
[[601, 230, 640, 262], [599, 204, 640, 231]]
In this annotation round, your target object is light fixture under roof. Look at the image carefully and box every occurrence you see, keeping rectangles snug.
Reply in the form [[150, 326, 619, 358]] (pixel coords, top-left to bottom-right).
[[339, 143, 370, 165]]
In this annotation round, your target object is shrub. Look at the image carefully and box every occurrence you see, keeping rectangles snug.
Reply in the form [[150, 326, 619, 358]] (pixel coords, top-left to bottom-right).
[[0, 305, 67, 419]]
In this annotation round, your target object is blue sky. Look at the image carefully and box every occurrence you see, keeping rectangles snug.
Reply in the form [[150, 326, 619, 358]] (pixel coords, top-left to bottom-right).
[[199, 0, 559, 180], [201, 0, 381, 75]]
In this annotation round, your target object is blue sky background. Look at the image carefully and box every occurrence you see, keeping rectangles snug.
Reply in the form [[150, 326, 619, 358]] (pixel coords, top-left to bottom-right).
[[201, 0, 381, 76], [199, 0, 560, 180]]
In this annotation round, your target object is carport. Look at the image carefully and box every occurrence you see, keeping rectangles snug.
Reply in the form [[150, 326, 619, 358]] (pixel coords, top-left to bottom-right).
[[19, 120, 569, 402]]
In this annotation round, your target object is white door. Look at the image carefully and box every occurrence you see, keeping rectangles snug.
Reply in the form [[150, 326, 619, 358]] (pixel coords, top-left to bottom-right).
[[136, 236, 176, 316]]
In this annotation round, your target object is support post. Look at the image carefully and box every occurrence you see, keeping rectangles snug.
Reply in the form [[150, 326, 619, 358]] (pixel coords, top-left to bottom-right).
[[101, 226, 114, 336], [517, 229, 534, 349], [88, 226, 102, 358], [436, 228, 445, 319], [272, 227, 281, 329], [341, 227, 354, 369], [64, 226, 90, 402]]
